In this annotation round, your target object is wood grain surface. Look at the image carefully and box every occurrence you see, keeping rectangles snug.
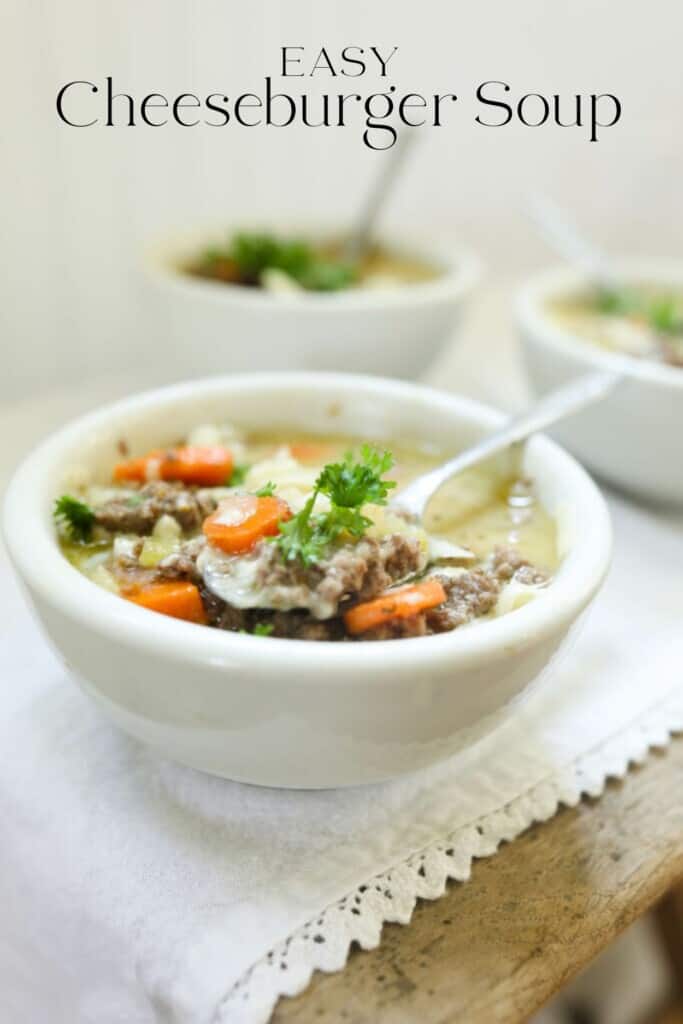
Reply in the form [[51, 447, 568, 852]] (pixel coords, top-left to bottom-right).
[[273, 737, 683, 1024]]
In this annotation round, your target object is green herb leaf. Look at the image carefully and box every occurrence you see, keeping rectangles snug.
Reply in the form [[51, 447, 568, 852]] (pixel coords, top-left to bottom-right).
[[273, 446, 396, 566], [299, 259, 357, 292], [255, 481, 276, 498], [230, 463, 250, 486], [595, 288, 635, 316], [316, 445, 396, 508], [231, 233, 311, 282], [595, 287, 683, 336], [53, 495, 96, 542], [274, 495, 328, 566], [223, 232, 357, 293], [252, 622, 274, 637], [648, 296, 683, 335]]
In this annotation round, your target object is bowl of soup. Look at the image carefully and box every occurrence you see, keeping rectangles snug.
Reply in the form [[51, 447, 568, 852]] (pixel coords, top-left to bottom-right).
[[143, 225, 480, 381], [2, 373, 610, 787], [517, 262, 683, 505]]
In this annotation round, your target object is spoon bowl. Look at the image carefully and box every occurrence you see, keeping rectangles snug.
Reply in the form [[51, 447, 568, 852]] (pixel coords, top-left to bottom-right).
[[391, 371, 619, 522]]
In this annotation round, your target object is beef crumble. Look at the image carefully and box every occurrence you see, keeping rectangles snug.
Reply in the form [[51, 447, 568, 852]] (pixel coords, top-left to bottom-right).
[[57, 434, 556, 641], [95, 482, 219, 535], [195, 532, 424, 623], [138, 536, 548, 641], [249, 533, 423, 619], [360, 546, 549, 641]]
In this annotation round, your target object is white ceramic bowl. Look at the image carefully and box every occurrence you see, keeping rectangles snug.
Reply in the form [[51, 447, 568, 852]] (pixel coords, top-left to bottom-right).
[[2, 374, 610, 788], [518, 262, 683, 505], [143, 227, 480, 380]]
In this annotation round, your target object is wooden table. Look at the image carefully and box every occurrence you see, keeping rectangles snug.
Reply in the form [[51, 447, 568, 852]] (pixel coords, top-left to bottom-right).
[[274, 737, 683, 1023]]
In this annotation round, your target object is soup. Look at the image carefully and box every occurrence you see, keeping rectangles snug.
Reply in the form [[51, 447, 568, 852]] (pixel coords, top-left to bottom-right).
[[54, 425, 557, 642], [186, 232, 439, 294], [549, 285, 683, 367]]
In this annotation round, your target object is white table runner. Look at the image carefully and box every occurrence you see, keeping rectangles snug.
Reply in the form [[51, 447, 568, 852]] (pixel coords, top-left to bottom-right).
[[1, 308, 682, 1023], [2, 482, 682, 1024]]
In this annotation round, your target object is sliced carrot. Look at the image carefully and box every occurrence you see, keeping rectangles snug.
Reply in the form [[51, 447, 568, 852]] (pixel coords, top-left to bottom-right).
[[113, 453, 156, 482], [203, 494, 292, 554], [126, 581, 207, 624], [344, 579, 447, 635], [113, 446, 234, 486]]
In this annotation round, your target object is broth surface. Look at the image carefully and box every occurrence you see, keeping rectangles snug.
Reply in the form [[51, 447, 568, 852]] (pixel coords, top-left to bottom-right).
[[548, 287, 683, 367], [62, 431, 558, 577]]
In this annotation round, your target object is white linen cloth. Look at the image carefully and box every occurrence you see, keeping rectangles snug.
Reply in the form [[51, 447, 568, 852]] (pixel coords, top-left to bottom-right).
[[1, 305, 682, 1024], [2, 495, 682, 1024]]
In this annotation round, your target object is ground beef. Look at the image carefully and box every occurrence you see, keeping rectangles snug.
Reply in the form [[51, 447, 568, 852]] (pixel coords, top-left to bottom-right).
[[425, 569, 501, 633], [190, 532, 423, 635], [112, 521, 549, 642], [490, 546, 548, 586], [155, 536, 206, 584], [269, 611, 345, 641], [250, 533, 423, 619], [200, 584, 249, 631], [198, 594, 344, 641], [95, 482, 219, 535], [358, 545, 549, 641]]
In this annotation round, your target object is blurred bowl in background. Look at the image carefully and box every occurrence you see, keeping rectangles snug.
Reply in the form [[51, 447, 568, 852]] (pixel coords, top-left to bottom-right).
[[143, 225, 480, 381], [517, 262, 683, 505]]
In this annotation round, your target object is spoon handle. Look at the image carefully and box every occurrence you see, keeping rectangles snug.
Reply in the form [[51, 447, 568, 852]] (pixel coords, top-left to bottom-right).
[[343, 131, 417, 264], [527, 194, 619, 291], [393, 371, 620, 521]]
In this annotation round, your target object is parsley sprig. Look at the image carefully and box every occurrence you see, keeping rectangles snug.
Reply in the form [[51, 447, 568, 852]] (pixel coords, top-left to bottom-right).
[[202, 232, 357, 293], [596, 287, 683, 336], [274, 445, 396, 567], [255, 481, 276, 498], [53, 495, 96, 542], [229, 463, 250, 486], [252, 622, 274, 637]]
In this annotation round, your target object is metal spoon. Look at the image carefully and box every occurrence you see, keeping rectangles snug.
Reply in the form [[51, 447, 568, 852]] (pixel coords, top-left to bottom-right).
[[342, 130, 418, 264], [391, 371, 619, 531], [527, 194, 619, 291]]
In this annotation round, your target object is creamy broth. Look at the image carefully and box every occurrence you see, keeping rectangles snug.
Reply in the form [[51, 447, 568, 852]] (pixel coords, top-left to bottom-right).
[[187, 234, 440, 293], [56, 429, 557, 641], [243, 432, 558, 570], [548, 288, 683, 367]]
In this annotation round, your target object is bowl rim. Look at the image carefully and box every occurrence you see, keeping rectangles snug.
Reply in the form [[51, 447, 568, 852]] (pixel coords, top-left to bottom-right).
[[142, 224, 482, 313], [2, 372, 611, 678], [516, 260, 683, 390]]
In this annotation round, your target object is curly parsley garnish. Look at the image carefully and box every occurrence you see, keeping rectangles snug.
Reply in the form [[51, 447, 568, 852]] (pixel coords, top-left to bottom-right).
[[53, 495, 96, 542], [201, 232, 357, 293], [596, 287, 683, 336], [255, 481, 276, 497], [252, 622, 274, 637], [274, 445, 396, 567], [229, 463, 250, 486]]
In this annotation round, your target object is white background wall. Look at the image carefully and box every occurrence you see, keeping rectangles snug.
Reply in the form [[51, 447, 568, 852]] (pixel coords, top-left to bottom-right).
[[3, 0, 682, 401]]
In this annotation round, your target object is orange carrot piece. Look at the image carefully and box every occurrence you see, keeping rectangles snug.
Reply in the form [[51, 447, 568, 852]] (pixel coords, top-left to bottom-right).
[[113, 446, 234, 486], [203, 494, 292, 555], [126, 581, 207, 624], [113, 453, 157, 483], [344, 579, 447, 635]]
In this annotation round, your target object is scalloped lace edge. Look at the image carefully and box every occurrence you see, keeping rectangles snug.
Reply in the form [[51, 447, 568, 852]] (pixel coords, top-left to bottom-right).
[[216, 685, 683, 1024]]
